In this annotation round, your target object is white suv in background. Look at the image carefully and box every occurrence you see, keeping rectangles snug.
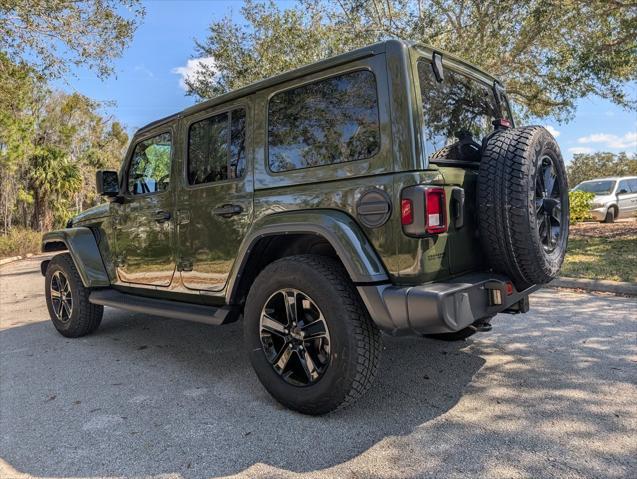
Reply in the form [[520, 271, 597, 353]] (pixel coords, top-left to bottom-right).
[[573, 176, 637, 223]]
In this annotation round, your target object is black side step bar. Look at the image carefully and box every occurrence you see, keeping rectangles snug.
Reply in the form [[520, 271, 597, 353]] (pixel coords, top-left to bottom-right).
[[89, 289, 230, 326]]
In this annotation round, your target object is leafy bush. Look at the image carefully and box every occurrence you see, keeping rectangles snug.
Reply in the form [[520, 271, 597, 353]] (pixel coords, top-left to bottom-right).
[[0, 228, 42, 258], [568, 190, 595, 224]]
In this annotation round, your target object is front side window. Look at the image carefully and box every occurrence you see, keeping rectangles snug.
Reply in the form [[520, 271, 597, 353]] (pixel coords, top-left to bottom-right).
[[617, 180, 630, 194], [188, 108, 246, 185], [127, 132, 172, 195], [418, 60, 502, 163], [268, 70, 380, 173]]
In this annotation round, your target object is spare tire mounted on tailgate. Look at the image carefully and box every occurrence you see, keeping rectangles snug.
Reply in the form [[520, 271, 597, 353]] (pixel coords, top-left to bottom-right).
[[478, 126, 569, 289]]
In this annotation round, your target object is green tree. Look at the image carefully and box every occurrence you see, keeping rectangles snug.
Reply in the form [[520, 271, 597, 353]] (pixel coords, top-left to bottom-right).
[[567, 152, 637, 187], [0, 0, 145, 79], [0, 53, 42, 232], [1, 88, 129, 233], [186, 0, 637, 120], [26, 146, 82, 231], [33, 92, 129, 212], [0, 0, 136, 240]]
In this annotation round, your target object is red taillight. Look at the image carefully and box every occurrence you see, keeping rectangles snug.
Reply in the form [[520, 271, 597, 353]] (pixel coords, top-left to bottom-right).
[[401, 199, 413, 225], [493, 118, 511, 129], [506, 281, 514, 295], [425, 187, 447, 234]]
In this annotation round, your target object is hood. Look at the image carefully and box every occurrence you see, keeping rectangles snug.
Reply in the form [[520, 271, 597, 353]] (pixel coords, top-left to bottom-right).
[[593, 193, 614, 201], [71, 203, 110, 226]]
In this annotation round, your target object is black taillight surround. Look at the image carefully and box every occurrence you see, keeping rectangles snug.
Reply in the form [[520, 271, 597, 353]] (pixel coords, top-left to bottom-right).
[[400, 184, 448, 237]]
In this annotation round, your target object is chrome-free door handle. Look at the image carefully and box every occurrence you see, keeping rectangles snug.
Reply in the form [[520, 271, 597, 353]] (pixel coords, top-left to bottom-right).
[[213, 204, 243, 218]]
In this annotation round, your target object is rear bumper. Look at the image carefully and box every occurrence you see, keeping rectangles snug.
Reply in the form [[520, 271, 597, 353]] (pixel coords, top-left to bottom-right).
[[357, 273, 538, 335]]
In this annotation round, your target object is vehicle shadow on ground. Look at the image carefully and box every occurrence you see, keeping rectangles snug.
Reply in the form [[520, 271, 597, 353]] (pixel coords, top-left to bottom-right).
[[0, 307, 485, 478]]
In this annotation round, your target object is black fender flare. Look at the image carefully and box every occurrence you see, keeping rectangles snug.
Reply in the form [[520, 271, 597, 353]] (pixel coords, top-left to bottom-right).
[[226, 209, 389, 304], [41, 227, 110, 288]]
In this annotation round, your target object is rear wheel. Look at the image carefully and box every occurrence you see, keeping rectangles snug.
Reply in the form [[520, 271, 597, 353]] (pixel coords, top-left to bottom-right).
[[45, 253, 103, 337], [244, 254, 382, 415]]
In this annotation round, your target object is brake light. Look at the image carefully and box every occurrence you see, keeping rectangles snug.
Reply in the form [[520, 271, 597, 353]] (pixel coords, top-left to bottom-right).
[[401, 199, 413, 225], [492, 118, 511, 129], [425, 187, 447, 234]]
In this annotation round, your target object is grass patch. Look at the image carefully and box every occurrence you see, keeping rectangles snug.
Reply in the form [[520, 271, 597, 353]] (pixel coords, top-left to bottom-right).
[[562, 235, 637, 283], [0, 228, 42, 259]]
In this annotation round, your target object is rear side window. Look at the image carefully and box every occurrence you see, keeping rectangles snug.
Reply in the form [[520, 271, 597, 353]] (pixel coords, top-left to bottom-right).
[[268, 70, 380, 173], [127, 132, 172, 195], [418, 60, 501, 163], [628, 179, 637, 192], [188, 108, 246, 185]]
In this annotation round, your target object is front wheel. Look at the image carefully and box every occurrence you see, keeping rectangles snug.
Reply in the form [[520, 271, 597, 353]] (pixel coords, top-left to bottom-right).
[[45, 253, 103, 338], [603, 208, 615, 223], [244, 254, 382, 415]]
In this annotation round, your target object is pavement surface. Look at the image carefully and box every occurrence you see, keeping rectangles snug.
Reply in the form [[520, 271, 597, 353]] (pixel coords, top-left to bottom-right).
[[1, 256, 635, 479]]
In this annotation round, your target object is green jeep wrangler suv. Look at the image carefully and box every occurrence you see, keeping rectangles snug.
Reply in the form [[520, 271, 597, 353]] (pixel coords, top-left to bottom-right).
[[41, 40, 568, 415]]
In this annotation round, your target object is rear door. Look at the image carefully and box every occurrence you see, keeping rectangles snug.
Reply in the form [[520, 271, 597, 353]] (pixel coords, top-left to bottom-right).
[[177, 102, 253, 291]]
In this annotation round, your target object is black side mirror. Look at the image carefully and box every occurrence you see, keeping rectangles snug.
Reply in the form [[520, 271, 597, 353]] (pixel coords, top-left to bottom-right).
[[96, 170, 119, 197], [618, 188, 629, 195]]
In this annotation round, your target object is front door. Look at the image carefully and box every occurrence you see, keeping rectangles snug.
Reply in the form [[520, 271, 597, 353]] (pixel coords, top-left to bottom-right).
[[113, 130, 176, 286], [177, 105, 253, 292]]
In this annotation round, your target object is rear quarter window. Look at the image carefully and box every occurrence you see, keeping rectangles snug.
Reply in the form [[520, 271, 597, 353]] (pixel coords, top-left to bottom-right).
[[267, 70, 380, 173]]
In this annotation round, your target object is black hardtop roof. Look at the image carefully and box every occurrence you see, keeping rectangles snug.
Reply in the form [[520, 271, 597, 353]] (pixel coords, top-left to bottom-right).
[[135, 39, 496, 136]]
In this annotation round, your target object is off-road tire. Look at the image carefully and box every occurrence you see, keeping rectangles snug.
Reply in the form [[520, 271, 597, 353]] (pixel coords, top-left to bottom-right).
[[603, 208, 615, 223], [478, 126, 569, 289], [244, 254, 382, 415], [45, 253, 103, 337]]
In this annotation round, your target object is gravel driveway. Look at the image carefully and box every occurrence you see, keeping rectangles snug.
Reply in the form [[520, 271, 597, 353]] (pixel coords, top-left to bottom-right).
[[1, 256, 635, 479]]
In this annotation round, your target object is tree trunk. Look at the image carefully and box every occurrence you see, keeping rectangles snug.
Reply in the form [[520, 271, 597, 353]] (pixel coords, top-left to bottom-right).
[[31, 191, 46, 231]]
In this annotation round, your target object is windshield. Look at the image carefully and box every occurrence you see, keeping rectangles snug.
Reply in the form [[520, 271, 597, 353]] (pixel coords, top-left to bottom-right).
[[418, 59, 507, 163], [574, 180, 616, 195]]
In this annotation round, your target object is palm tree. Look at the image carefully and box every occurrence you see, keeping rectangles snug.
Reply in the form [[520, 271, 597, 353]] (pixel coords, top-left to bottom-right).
[[27, 146, 82, 231]]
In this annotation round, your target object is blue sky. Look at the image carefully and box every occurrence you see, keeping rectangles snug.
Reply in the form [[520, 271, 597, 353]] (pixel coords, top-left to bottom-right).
[[55, 0, 636, 162]]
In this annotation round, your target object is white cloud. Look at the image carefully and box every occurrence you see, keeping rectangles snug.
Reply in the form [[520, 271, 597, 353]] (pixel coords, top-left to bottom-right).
[[544, 125, 560, 137], [577, 131, 637, 150], [568, 147, 594, 155], [134, 64, 154, 78], [171, 57, 216, 90]]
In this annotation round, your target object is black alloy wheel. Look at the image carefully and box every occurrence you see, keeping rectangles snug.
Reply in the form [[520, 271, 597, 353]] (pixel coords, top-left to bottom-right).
[[259, 288, 331, 386], [534, 155, 565, 253], [50, 270, 73, 322]]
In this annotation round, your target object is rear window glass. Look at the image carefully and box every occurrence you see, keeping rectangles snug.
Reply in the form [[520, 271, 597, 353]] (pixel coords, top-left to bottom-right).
[[268, 70, 380, 172], [418, 60, 501, 163], [188, 108, 246, 185]]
